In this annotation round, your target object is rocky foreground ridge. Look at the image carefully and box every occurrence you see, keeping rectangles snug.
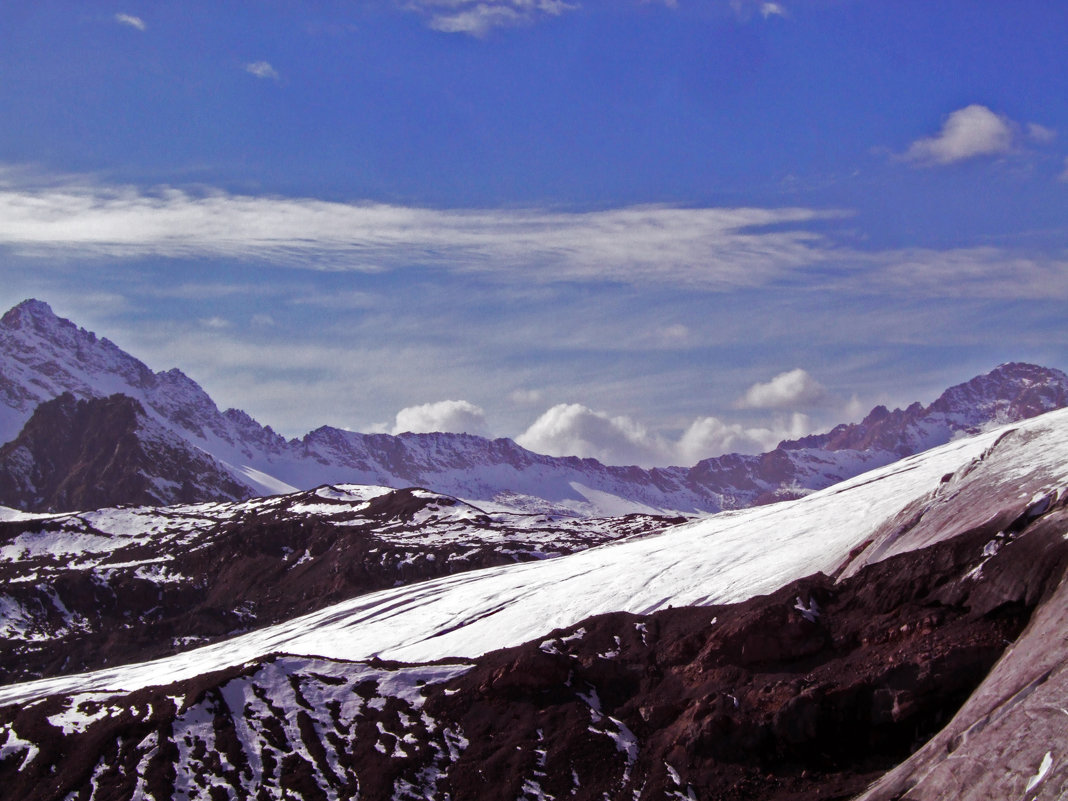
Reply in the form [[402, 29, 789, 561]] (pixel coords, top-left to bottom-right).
[[2, 298, 1067, 516], [1, 407, 1067, 799], [0, 485, 676, 683]]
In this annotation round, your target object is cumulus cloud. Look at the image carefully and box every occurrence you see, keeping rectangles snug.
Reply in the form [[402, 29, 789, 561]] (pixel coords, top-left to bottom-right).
[[115, 13, 146, 31], [244, 61, 280, 80], [405, 0, 578, 36], [517, 403, 814, 467], [677, 413, 809, 463], [736, 368, 827, 409], [392, 400, 488, 435], [0, 172, 839, 291], [901, 105, 1052, 166], [517, 403, 669, 466]]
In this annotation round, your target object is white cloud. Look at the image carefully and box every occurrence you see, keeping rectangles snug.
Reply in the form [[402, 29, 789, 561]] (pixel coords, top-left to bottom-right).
[[903, 105, 1016, 165], [517, 403, 669, 466], [677, 413, 809, 463], [115, 13, 146, 31], [0, 172, 839, 291], [517, 403, 814, 466], [850, 247, 1068, 299], [737, 368, 827, 409], [1027, 123, 1057, 144], [392, 400, 488, 435], [5, 169, 1065, 304], [842, 394, 866, 423], [199, 316, 230, 329], [405, 0, 578, 36], [730, 0, 786, 21], [244, 61, 280, 80]]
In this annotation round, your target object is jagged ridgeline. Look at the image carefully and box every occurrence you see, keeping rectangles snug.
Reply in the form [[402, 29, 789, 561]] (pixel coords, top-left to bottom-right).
[[2, 299, 1067, 516]]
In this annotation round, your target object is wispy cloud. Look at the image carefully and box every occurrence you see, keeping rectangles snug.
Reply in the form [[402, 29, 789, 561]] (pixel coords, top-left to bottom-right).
[[403, 0, 578, 36], [114, 13, 146, 31], [244, 61, 280, 80], [1027, 123, 1057, 144], [902, 104, 1055, 166], [730, 0, 787, 22], [2, 170, 1066, 301], [0, 172, 840, 292], [847, 247, 1068, 300]]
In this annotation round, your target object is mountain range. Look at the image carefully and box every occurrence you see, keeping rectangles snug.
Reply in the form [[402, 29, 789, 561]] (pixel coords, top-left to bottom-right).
[[3, 298, 1067, 517], [2, 395, 1067, 800], [1, 298, 1068, 798]]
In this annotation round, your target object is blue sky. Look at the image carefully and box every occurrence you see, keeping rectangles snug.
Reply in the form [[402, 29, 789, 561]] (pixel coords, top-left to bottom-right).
[[1, 1, 1066, 465]]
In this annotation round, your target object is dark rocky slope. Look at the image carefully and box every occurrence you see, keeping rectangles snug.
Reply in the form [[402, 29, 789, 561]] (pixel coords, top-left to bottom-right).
[[1, 489, 1065, 800], [0, 392, 250, 512]]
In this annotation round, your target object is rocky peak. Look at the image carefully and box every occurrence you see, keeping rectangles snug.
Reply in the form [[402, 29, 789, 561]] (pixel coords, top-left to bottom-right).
[[928, 361, 1068, 420], [1, 298, 103, 355], [779, 363, 1068, 455], [0, 298, 63, 330]]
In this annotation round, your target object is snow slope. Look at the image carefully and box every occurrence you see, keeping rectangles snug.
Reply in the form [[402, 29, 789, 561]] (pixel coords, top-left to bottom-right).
[[0, 484, 676, 681], [4, 407, 1066, 706]]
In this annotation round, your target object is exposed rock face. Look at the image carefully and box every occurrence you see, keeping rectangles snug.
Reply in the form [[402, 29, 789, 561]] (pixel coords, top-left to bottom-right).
[[0, 393, 251, 512], [1, 499, 1064, 801], [3, 299, 1068, 516], [0, 484, 678, 682]]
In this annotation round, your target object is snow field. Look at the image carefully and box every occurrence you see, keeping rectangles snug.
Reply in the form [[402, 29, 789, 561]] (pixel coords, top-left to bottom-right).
[[2, 409, 1067, 708]]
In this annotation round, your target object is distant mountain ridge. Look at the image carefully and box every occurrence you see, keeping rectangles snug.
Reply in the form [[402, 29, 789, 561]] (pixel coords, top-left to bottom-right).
[[2, 298, 1067, 515]]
